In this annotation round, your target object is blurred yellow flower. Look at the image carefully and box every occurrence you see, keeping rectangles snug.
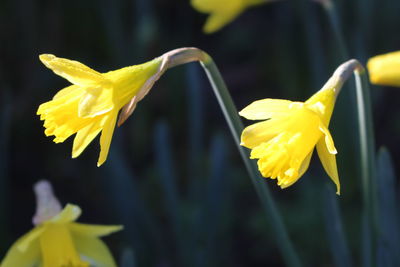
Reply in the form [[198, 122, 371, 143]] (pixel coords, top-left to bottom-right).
[[191, 0, 267, 34], [367, 51, 400, 87], [37, 54, 162, 166], [240, 86, 340, 194], [1, 181, 123, 267]]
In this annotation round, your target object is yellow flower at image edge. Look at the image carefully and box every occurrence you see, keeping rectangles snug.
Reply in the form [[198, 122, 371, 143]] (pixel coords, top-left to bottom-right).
[[191, 0, 267, 34], [367, 50, 400, 87], [240, 87, 340, 194], [1, 204, 122, 267], [37, 54, 162, 166]]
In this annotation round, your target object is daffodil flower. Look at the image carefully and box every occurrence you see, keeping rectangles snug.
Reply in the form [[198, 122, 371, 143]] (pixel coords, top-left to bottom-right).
[[37, 54, 163, 166], [367, 50, 400, 87], [1, 180, 123, 267], [191, 0, 268, 34], [37, 48, 210, 166], [240, 76, 342, 194]]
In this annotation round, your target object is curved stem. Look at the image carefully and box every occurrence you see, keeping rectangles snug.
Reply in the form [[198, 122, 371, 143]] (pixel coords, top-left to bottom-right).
[[200, 57, 302, 267], [164, 47, 302, 267], [319, 1, 379, 265]]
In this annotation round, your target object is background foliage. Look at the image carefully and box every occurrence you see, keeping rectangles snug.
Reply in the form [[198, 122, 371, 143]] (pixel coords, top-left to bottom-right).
[[1, 0, 400, 266]]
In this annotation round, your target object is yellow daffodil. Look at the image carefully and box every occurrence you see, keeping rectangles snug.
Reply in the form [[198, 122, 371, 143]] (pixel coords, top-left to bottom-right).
[[191, 0, 268, 34], [240, 84, 340, 194], [37, 54, 163, 166], [1, 180, 123, 267], [367, 50, 400, 87]]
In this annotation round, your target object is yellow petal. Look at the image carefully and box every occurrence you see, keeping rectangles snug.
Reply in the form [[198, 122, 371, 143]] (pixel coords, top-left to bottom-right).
[[192, 0, 268, 33], [72, 121, 103, 158], [202, 9, 243, 34], [50, 204, 82, 223], [239, 99, 294, 120], [37, 86, 82, 117], [278, 151, 313, 189], [78, 85, 114, 118], [39, 54, 109, 87], [1, 226, 44, 267], [70, 223, 123, 237], [16, 226, 45, 252], [104, 58, 162, 107], [367, 51, 400, 87], [97, 111, 118, 167], [1, 232, 41, 267], [298, 150, 313, 179], [53, 85, 82, 100], [72, 234, 118, 267], [191, 0, 265, 13], [191, 0, 221, 13], [316, 138, 340, 195], [39, 223, 88, 267], [241, 119, 287, 149], [319, 124, 337, 154]]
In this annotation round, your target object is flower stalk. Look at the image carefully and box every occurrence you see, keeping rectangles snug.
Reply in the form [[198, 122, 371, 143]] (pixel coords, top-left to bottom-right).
[[354, 68, 378, 251], [318, 1, 379, 263], [157, 47, 301, 267]]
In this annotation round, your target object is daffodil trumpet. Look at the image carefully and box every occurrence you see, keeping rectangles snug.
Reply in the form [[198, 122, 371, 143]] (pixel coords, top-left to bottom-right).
[[37, 48, 209, 166], [240, 59, 364, 194], [0, 180, 123, 267]]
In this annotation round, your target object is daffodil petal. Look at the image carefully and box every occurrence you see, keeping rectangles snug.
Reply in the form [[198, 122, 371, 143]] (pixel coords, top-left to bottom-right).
[[53, 85, 82, 100], [72, 121, 103, 158], [239, 99, 294, 120], [39, 54, 108, 87], [367, 51, 400, 87], [241, 119, 287, 149], [316, 138, 340, 195], [1, 234, 40, 267], [298, 150, 313, 178], [97, 111, 118, 167], [278, 151, 313, 189], [16, 226, 45, 252], [319, 124, 337, 154], [191, 0, 267, 33], [72, 234, 118, 267], [50, 204, 82, 223], [202, 10, 242, 33], [78, 86, 114, 118], [70, 223, 123, 237], [191, 0, 220, 13]]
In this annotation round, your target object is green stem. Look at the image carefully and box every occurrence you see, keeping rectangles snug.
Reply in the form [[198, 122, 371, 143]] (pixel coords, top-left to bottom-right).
[[320, 2, 379, 265], [320, 0, 349, 60], [354, 69, 378, 257], [199, 55, 302, 267], [162, 47, 302, 266]]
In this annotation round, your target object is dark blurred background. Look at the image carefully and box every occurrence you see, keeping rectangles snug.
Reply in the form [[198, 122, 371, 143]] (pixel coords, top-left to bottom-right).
[[1, 0, 400, 266]]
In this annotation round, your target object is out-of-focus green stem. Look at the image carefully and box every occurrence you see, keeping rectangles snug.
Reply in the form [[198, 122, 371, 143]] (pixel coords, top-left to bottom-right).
[[319, 0, 349, 60], [199, 55, 302, 267], [162, 47, 302, 267]]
